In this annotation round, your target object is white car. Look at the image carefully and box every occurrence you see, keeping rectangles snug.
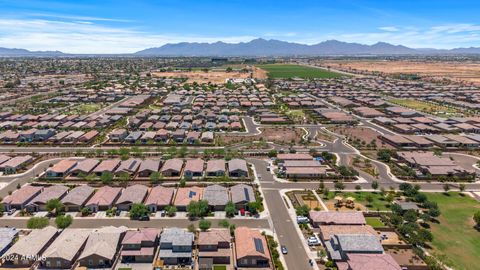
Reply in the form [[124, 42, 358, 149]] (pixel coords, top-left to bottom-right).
[[296, 216, 309, 224], [307, 236, 320, 246]]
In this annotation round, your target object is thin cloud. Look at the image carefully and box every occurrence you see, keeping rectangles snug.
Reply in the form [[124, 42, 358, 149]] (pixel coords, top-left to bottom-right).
[[27, 12, 133, 23], [378, 26, 399, 32]]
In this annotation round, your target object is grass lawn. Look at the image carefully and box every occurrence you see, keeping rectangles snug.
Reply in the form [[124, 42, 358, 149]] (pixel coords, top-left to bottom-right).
[[390, 98, 462, 117], [365, 216, 386, 228], [322, 191, 391, 211], [257, 64, 343, 79], [425, 192, 480, 270], [67, 103, 104, 115], [213, 266, 227, 270]]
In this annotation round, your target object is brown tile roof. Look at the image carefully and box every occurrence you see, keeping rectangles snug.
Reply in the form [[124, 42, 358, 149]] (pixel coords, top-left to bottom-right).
[[116, 184, 148, 204], [2, 185, 43, 205], [309, 211, 366, 225], [184, 159, 204, 173], [86, 186, 122, 207], [144, 186, 175, 206], [48, 159, 78, 174], [174, 186, 203, 207], [234, 227, 270, 260], [198, 229, 230, 246], [206, 159, 225, 173]]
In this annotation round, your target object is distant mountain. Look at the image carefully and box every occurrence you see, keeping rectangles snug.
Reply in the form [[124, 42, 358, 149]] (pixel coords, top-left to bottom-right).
[[135, 38, 421, 56], [2, 39, 480, 56], [0, 47, 65, 56]]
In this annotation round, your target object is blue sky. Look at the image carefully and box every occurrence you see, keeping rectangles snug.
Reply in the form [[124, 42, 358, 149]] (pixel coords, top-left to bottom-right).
[[0, 0, 479, 53]]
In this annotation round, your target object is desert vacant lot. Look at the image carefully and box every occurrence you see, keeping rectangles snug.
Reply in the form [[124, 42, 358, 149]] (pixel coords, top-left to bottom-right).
[[257, 64, 343, 79], [323, 60, 480, 85], [390, 98, 464, 117], [152, 66, 267, 84], [426, 192, 480, 270]]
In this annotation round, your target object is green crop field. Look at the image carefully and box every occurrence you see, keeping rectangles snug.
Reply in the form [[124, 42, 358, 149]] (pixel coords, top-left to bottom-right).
[[257, 64, 344, 79], [425, 192, 480, 270]]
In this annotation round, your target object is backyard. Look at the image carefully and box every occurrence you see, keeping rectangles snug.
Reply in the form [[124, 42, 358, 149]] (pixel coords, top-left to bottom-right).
[[257, 64, 344, 79], [425, 192, 480, 270]]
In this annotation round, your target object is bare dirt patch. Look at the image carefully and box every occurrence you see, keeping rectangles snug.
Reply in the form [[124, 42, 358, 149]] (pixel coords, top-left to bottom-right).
[[330, 126, 392, 149], [323, 60, 480, 86], [152, 66, 267, 84], [219, 127, 304, 145]]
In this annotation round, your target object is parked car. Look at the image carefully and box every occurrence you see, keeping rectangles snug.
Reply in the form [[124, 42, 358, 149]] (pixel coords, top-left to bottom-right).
[[296, 216, 309, 224], [307, 236, 320, 246], [7, 209, 15, 216], [139, 215, 150, 221], [281, 245, 288, 254]]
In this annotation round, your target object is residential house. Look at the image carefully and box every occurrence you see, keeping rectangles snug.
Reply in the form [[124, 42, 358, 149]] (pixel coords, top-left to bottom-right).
[[26, 185, 69, 212], [109, 129, 128, 142], [115, 158, 142, 176], [138, 159, 161, 178], [41, 229, 91, 269], [61, 185, 95, 212], [0, 228, 18, 256], [183, 159, 204, 179], [78, 226, 127, 268], [70, 159, 100, 177], [231, 184, 255, 210], [234, 227, 271, 268], [158, 228, 194, 266], [85, 186, 122, 212], [45, 159, 78, 178], [228, 159, 248, 178], [206, 159, 226, 177], [203, 184, 229, 211], [309, 211, 366, 227], [160, 158, 183, 177], [173, 186, 203, 211], [3, 226, 58, 267], [0, 155, 33, 174], [325, 234, 384, 261], [121, 228, 161, 263], [116, 184, 148, 211], [92, 159, 121, 176], [145, 186, 175, 212], [198, 229, 231, 270], [2, 185, 43, 211], [335, 254, 401, 270]]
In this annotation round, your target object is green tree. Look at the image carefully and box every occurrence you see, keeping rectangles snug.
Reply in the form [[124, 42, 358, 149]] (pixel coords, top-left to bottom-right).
[[318, 180, 325, 192], [334, 181, 345, 192], [267, 150, 278, 158], [295, 205, 310, 216], [218, 219, 230, 228], [225, 201, 236, 218], [129, 203, 150, 220], [247, 201, 261, 215], [81, 207, 91, 216], [365, 194, 374, 206], [187, 223, 196, 233], [45, 199, 64, 215], [150, 171, 161, 184], [459, 183, 466, 192], [179, 178, 186, 187], [118, 172, 130, 185], [403, 209, 418, 223], [473, 211, 480, 228], [100, 171, 114, 185], [371, 181, 379, 191], [55, 215, 73, 229], [27, 217, 49, 229], [443, 183, 450, 193], [187, 200, 210, 218], [199, 219, 211, 231], [165, 206, 177, 217]]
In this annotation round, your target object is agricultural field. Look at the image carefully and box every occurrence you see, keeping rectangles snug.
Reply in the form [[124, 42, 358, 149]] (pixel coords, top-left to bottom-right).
[[257, 64, 344, 79], [322, 59, 480, 86], [425, 192, 480, 270], [390, 98, 464, 117]]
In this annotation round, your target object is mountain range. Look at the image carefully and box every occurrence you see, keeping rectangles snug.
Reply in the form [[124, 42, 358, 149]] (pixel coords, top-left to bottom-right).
[[2, 39, 480, 56]]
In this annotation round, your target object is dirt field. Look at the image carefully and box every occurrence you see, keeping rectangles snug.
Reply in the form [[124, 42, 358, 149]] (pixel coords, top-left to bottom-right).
[[152, 66, 267, 84], [330, 126, 392, 149], [219, 127, 304, 145], [323, 60, 480, 85]]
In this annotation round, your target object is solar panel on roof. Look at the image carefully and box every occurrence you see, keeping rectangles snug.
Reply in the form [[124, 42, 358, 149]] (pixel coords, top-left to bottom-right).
[[254, 238, 264, 253], [189, 191, 197, 198], [127, 160, 138, 170], [243, 187, 250, 201]]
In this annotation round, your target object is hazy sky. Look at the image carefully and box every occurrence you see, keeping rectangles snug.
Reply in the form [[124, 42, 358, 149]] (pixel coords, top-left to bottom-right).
[[0, 0, 479, 53]]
